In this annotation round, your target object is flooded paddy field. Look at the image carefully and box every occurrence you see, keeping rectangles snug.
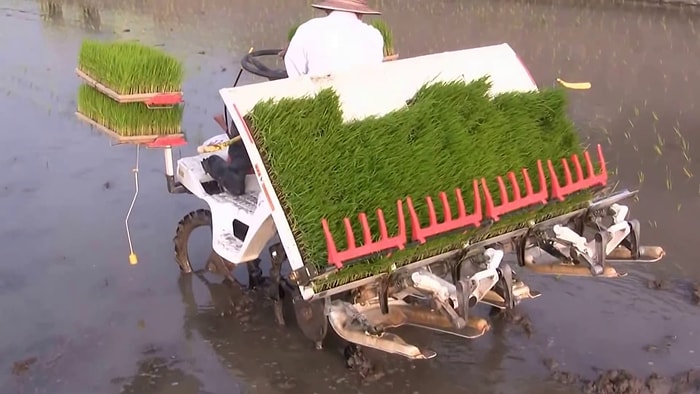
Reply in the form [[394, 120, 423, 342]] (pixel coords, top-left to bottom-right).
[[1, 0, 699, 393]]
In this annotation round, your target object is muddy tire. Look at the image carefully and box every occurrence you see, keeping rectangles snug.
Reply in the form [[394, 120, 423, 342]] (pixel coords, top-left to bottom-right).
[[174, 209, 212, 274]]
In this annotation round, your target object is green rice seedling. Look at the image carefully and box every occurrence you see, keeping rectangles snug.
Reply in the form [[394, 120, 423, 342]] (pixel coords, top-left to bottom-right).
[[288, 22, 301, 42], [77, 85, 183, 137], [247, 77, 597, 288], [369, 18, 395, 57], [78, 39, 184, 95]]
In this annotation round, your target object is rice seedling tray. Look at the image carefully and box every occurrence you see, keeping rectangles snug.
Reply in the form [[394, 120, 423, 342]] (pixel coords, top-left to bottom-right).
[[75, 111, 186, 146], [76, 68, 183, 107], [76, 84, 185, 145], [77, 39, 184, 105]]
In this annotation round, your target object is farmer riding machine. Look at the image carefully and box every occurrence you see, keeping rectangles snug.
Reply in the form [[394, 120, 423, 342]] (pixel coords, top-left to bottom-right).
[[76, 42, 665, 361]]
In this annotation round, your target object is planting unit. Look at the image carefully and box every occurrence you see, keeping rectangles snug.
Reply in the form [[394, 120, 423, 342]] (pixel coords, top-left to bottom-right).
[[85, 42, 666, 362]]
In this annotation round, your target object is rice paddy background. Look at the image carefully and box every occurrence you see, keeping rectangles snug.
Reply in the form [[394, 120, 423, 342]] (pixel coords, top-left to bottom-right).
[[2, 1, 699, 393]]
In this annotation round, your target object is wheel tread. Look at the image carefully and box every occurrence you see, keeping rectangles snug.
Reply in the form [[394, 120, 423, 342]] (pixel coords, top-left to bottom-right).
[[174, 209, 212, 273]]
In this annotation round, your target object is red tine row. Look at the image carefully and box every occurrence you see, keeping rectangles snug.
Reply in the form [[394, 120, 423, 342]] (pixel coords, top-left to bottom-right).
[[321, 144, 608, 269]]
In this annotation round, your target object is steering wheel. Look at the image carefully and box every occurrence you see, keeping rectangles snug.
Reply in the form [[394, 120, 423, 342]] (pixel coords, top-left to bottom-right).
[[241, 49, 289, 81]]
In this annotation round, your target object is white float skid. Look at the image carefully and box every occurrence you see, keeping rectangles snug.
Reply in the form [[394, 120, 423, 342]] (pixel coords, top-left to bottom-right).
[[170, 43, 665, 360], [173, 135, 664, 360]]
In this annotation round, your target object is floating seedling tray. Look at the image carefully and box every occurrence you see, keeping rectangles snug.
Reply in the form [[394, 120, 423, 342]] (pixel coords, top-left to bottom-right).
[[75, 111, 186, 147], [76, 68, 183, 107]]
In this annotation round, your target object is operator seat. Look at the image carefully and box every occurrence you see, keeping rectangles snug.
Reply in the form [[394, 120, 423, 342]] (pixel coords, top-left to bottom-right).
[[201, 117, 254, 196]]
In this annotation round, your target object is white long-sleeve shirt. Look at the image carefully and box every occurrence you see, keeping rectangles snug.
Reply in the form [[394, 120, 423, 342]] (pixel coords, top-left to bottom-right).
[[284, 11, 385, 78]]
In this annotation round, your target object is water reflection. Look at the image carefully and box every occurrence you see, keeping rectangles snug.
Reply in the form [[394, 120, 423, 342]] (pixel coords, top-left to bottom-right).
[[4, 0, 700, 392], [40, 0, 63, 23], [176, 273, 328, 393], [81, 4, 100, 31], [39, 0, 101, 31]]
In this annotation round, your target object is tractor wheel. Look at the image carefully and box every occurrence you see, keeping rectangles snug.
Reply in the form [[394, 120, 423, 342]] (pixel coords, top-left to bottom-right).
[[174, 209, 212, 274]]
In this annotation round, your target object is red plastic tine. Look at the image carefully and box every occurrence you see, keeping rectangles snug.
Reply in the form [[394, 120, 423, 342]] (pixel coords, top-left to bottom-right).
[[471, 180, 482, 217], [571, 154, 584, 182], [508, 172, 521, 200], [377, 209, 389, 239], [455, 188, 467, 217], [322, 200, 408, 268], [547, 159, 562, 200], [439, 192, 452, 221], [359, 213, 372, 245], [395, 200, 407, 247], [584, 151, 595, 177], [426, 196, 437, 226], [406, 196, 423, 243], [497, 176, 509, 205], [548, 144, 609, 201], [596, 144, 607, 175], [561, 158, 573, 185], [482, 161, 549, 221], [343, 218, 356, 249], [406, 180, 482, 244], [481, 177, 496, 219], [537, 160, 546, 192], [321, 218, 342, 268], [522, 168, 534, 195]]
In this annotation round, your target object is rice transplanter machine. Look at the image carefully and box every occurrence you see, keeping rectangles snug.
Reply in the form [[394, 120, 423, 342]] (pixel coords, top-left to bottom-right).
[[142, 43, 665, 360]]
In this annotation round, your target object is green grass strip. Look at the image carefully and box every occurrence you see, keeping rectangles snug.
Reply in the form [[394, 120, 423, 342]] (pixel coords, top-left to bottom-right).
[[247, 77, 590, 289], [288, 22, 301, 42], [77, 85, 183, 137], [78, 39, 184, 95]]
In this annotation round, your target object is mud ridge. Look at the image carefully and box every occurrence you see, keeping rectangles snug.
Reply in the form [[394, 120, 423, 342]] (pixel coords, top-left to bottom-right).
[[545, 358, 700, 394], [646, 277, 700, 306]]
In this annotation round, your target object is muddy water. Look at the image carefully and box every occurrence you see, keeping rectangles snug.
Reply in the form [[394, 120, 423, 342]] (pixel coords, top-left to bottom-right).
[[0, 0, 699, 393]]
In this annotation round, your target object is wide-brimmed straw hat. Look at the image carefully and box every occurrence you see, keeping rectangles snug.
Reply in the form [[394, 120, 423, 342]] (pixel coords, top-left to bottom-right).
[[311, 0, 381, 15]]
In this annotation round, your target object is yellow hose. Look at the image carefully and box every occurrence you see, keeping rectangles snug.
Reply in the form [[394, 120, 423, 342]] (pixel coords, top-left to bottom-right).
[[557, 78, 591, 90]]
